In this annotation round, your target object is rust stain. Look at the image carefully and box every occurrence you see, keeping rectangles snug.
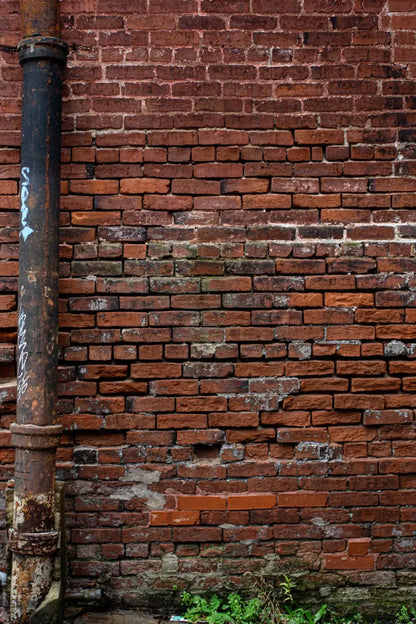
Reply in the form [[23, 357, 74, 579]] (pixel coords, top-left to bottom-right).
[[13, 492, 55, 533], [20, 0, 60, 39], [10, 554, 54, 623]]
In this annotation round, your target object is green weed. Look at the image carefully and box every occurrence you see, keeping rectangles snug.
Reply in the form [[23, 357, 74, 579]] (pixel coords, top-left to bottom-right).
[[179, 576, 416, 624], [181, 591, 262, 624]]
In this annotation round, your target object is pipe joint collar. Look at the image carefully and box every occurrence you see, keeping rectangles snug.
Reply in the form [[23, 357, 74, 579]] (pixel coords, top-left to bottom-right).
[[8, 528, 59, 555], [11, 423, 63, 449], [18, 36, 68, 66]]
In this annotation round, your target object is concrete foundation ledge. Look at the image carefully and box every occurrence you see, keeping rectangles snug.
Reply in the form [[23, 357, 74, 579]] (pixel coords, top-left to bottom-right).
[[67, 612, 161, 624], [32, 581, 63, 624]]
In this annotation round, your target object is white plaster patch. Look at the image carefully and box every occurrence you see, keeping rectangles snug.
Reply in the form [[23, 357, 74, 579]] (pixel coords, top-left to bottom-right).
[[111, 467, 165, 510], [291, 341, 312, 360], [121, 466, 160, 484], [311, 517, 328, 527], [161, 553, 179, 574], [385, 340, 409, 357]]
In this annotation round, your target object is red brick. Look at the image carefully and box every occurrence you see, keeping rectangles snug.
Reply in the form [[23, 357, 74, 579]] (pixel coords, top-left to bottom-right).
[[198, 130, 248, 145], [157, 414, 207, 429], [243, 194, 291, 209], [286, 361, 334, 376], [209, 412, 259, 427], [177, 397, 227, 412], [334, 395, 385, 410], [276, 259, 326, 274], [293, 194, 340, 208], [97, 312, 148, 327], [120, 178, 170, 194], [222, 179, 270, 195], [295, 130, 344, 145], [172, 527, 222, 542], [235, 362, 284, 377], [0, 181, 18, 194], [279, 492, 328, 507], [337, 361, 386, 376], [150, 511, 200, 526], [194, 163, 243, 178], [177, 429, 224, 445], [70, 180, 119, 194], [127, 355, 181, 375], [325, 293, 374, 307]]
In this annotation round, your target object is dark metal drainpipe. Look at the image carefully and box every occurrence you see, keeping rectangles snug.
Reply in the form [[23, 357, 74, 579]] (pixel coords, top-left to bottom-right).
[[9, 0, 68, 622]]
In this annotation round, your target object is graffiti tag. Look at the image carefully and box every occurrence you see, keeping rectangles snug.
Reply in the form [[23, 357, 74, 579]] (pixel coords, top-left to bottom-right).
[[17, 308, 29, 401], [20, 166, 35, 241]]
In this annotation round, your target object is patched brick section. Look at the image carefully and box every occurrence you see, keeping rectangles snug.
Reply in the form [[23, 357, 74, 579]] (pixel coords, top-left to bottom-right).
[[324, 554, 377, 571], [348, 538, 371, 557], [227, 494, 276, 510], [324, 538, 376, 571], [178, 496, 226, 511], [150, 511, 200, 526], [1, 0, 416, 610]]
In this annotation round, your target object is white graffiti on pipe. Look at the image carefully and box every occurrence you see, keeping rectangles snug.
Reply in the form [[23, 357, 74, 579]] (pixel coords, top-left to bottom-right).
[[20, 167, 35, 241], [17, 308, 29, 401]]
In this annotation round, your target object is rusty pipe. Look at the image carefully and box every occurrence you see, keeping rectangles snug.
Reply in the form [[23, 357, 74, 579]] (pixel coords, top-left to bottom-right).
[[20, 0, 60, 39], [10, 1, 67, 622]]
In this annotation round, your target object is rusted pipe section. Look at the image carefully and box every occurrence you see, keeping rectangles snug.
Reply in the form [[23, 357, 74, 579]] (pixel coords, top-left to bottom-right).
[[10, 0, 67, 622], [20, 0, 60, 39]]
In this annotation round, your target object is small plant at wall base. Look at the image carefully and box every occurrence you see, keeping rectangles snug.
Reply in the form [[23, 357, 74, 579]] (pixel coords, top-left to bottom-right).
[[179, 581, 416, 624], [395, 606, 416, 624], [180, 589, 330, 624], [181, 591, 263, 624]]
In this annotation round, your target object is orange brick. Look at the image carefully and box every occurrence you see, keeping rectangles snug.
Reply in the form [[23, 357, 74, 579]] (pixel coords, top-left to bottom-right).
[[227, 494, 276, 510], [324, 554, 376, 571], [178, 496, 226, 510], [150, 511, 200, 526], [348, 538, 371, 556], [325, 293, 374, 307]]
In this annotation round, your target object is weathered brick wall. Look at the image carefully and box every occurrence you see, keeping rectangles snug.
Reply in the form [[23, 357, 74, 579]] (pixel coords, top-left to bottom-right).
[[1, 0, 416, 612]]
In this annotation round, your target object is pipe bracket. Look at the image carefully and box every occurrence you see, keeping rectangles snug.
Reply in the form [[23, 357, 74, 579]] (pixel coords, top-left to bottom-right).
[[8, 528, 59, 556], [18, 36, 68, 66], [10, 423, 62, 450]]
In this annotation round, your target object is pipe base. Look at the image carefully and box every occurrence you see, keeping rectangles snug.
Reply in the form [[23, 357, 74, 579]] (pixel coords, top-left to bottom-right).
[[6, 482, 65, 624]]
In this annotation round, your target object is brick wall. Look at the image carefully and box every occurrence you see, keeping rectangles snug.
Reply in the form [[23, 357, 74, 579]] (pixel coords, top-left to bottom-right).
[[1, 0, 416, 612]]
